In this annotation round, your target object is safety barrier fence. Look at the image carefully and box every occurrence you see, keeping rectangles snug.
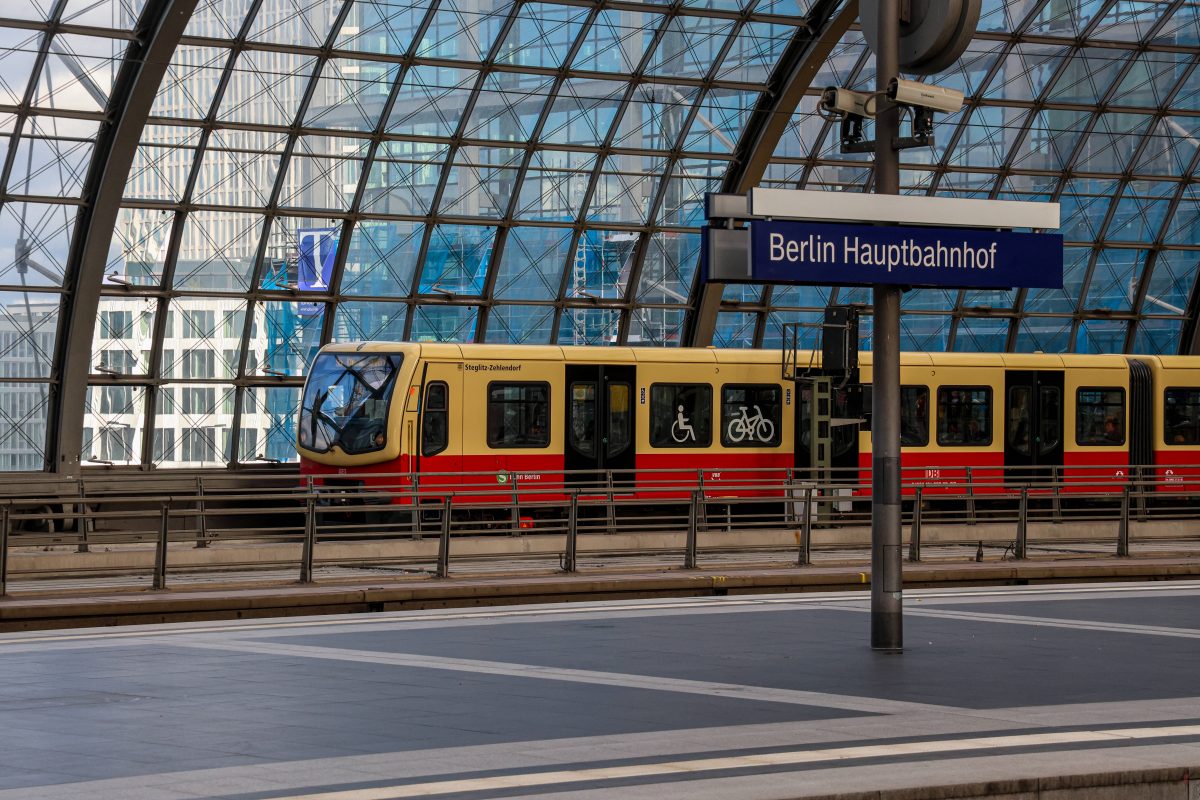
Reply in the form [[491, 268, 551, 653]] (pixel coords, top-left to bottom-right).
[[0, 464, 1197, 594]]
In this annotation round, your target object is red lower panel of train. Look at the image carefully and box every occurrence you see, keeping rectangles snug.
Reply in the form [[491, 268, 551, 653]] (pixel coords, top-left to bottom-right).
[[300, 446, 1183, 506]]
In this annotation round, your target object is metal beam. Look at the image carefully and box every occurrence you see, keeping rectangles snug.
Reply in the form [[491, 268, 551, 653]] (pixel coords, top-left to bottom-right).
[[683, 0, 855, 346], [50, 0, 200, 476], [1182, 271, 1200, 355], [48, 40, 110, 110]]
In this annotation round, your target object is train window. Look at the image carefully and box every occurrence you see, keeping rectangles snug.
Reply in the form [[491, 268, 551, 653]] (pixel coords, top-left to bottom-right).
[[421, 382, 449, 457], [650, 384, 712, 448], [1076, 388, 1125, 446], [487, 382, 550, 448], [937, 386, 992, 447], [569, 382, 596, 457], [721, 385, 781, 447], [900, 386, 929, 447], [299, 352, 403, 454], [608, 383, 632, 458], [1164, 388, 1200, 445], [1007, 386, 1033, 455], [1039, 386, 1062, 455]]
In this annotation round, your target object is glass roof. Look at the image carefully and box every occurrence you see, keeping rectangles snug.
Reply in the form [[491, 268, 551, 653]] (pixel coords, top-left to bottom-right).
[[732, 0, 1200, 353], [0, 0, 1197, 471]]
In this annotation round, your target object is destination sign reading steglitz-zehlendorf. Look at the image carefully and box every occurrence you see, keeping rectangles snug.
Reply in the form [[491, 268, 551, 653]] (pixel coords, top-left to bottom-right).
[[745, 218, 1064, 289]]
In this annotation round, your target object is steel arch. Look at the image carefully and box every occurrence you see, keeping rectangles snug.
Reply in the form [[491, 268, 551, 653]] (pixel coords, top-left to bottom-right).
[[50, 0, 201, 476]]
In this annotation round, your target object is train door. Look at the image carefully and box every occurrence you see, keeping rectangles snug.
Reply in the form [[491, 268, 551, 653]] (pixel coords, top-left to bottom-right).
[[564, 364, 635, 489], [1004, 370, 1064, 481], [417, 361, 461, 490]]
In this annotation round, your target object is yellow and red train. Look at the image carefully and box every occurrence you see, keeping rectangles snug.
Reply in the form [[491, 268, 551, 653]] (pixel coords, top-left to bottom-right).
[[297, 343, 1200, 501]]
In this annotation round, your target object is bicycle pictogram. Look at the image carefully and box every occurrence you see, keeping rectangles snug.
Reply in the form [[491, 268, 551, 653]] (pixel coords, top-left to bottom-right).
[[727, 405, 774, 443]]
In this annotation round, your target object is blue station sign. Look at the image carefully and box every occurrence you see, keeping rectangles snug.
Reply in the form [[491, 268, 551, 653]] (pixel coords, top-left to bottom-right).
[[711, 219, 1063, 290]]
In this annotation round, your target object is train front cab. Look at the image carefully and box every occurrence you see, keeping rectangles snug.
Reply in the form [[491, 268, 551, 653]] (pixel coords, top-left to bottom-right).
[[296, 343, 424, 520]]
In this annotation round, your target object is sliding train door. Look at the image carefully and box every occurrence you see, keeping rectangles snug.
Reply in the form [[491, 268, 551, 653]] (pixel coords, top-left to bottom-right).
[[564, 365, 636, 488], [1004, 370, 1064, 482]]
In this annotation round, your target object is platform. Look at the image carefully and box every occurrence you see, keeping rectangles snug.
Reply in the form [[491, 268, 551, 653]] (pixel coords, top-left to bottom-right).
[[2, 581, 1200, 799]]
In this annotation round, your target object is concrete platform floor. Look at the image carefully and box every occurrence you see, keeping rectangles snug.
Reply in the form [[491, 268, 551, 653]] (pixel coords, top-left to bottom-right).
[[2, 581, 1200, 799]]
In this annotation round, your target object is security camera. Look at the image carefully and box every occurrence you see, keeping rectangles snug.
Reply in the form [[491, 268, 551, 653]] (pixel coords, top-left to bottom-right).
[[819, 86, 876, 118], [886, 78, 964, 114]]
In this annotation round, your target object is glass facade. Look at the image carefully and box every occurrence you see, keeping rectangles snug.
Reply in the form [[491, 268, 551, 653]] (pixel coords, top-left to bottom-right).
[[0, 0, 1197, 471]]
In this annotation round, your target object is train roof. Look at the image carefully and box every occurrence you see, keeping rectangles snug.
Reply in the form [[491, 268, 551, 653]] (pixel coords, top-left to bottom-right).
[[318, 342, 1142, 370]]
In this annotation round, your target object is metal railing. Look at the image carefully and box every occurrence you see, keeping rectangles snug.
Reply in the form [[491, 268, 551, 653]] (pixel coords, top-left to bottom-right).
[[0, 464, 1198, 594]]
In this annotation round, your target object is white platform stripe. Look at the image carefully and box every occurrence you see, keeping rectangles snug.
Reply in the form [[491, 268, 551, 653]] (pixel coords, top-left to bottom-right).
[[171, 638, 956, 714], [270, 724, 1200, 800], [4, 581, 1200, 647], [826, 604, 1200, 639], [0, 599, 775, 646]]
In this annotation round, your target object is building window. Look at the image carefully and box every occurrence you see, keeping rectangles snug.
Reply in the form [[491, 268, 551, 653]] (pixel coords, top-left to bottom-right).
[[222, 310, 242, 338], [183, 349, 215, 379], [486, 382, 549, 448], [99, 385, 134, 415], [182, 386, 216, 415], [153, 429, 175, 462], [239, 428, 258, 460], [183, 309, 215, 337], [100, 426, 134, 461], [222, 349, 240, 378], [99, 310, 133, 338], [181, 427, 218, 461], [98, 349, 137, 374], [650, 383, 712, 448]]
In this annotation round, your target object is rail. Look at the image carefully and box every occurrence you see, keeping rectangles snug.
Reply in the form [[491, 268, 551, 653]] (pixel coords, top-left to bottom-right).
[[0, 464, 1198, 594]]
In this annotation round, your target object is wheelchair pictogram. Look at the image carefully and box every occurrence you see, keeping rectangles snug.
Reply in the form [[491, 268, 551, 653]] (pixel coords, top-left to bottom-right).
[[671, 405, 696, 443]]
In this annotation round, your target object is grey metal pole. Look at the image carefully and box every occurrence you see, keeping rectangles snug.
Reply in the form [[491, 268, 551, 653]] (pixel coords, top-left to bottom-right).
[[0, 503, 9, 597], [907, 486, 922, 563], [436, 496, 452, 578], [153, 501, 169, 590], [76, 478, 89, 553], [871, 0, 903, 652], [195, 476, 208, 549], [564, 490, 578, 573], [1015, 486, 1028, 560], [684, 490, 699, 569], [300, 494, 316, 583], [798, 485, 812, 566], [1117, 485, 1130, 557]]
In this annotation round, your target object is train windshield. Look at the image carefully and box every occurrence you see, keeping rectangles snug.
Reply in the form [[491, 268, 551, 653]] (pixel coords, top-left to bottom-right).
[[299, 353, 403, 455]]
